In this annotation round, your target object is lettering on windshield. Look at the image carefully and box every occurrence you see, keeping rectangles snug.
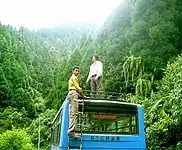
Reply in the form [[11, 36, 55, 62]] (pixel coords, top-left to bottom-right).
[[92, 114, 117, 119], [91, 136, 120, 141]]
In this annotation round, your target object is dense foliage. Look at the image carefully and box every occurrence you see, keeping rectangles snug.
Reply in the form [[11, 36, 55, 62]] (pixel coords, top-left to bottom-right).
[[0, 0, 182, 149], [0, 128, 36, 150]]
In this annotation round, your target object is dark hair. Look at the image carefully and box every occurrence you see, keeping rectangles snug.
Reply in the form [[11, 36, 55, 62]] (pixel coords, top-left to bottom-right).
[[72, 65, 79, 71], [93, 55, 99, 60]]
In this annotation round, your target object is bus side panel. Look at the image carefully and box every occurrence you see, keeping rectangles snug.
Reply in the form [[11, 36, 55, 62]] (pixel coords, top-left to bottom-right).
[[60, 100, 69, 149], [138, 106, 146, 148]]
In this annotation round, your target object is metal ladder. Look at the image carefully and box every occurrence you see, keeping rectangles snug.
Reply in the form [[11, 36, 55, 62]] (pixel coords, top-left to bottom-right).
[[68, 99, 84, 150], [78, 99, 84, 150]]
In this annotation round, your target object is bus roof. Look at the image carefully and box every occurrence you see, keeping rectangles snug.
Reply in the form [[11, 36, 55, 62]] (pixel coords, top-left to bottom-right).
[[78, 99, 141, 107]]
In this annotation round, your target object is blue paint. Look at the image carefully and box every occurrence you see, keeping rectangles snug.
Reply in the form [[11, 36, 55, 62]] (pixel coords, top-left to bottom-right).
[[50, 99, 146, 150]]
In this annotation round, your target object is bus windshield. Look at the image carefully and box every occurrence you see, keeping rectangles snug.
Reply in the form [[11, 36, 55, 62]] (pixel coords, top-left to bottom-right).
[[76, 101, 138, 135]]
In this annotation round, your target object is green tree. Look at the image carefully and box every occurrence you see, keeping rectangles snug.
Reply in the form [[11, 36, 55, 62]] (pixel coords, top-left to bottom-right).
[[0, 128, 36, 150], [26, 109, 56, 149]]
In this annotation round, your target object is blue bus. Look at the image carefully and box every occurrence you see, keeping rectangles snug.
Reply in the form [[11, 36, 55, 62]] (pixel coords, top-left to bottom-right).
[[50, 98, 146, 150]]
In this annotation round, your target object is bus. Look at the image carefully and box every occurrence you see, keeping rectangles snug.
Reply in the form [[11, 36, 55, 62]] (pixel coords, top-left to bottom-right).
[[50, 97, 146, 150]]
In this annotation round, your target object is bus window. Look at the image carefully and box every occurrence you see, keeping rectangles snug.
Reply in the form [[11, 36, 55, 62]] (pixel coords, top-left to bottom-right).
[[76, 102, 138, 135], [51, 109, 62, 146]]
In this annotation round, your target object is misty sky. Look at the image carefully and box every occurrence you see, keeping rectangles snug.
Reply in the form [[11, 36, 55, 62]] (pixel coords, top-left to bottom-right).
[[0, 0, 123, 29]]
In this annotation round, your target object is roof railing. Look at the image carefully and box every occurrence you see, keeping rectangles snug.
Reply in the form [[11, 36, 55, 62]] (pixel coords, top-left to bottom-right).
[[80, 90, 126, 101]]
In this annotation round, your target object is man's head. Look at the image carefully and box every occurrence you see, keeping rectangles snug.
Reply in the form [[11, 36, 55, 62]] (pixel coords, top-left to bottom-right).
[[72, 66, 80, 76], [92, 55, 99, 63]]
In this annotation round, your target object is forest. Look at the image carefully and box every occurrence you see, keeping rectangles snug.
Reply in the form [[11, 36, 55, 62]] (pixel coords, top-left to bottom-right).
[[0, 0, 182, 149]]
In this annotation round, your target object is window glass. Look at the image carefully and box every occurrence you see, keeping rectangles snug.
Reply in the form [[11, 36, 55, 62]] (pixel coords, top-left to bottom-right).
[[76, 103, 138, 135], [51, 110, 62, 146]]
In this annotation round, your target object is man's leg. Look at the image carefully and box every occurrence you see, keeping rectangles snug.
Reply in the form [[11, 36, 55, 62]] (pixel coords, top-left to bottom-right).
[[90, 76, 96, 99], [67, 91, 79, 137], [96, 77, 102, 99]]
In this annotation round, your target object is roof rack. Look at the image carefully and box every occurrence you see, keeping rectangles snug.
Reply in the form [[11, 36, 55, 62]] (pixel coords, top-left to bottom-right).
[[80, 90, 126, 102]]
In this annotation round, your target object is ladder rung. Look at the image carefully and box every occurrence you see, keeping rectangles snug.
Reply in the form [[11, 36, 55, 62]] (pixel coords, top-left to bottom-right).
[[77, 124, 89, 127], [78, 112, 84, 114], [77, 124, 84, 125], [79, 103, 84, 105]]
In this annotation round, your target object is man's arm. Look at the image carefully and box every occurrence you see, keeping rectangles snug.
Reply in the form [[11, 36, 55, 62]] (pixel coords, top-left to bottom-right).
[[72, 76, 82, 92], [95, 61, 103, 80], [86, 66, 91, 83], [72, 77, 87, 98]]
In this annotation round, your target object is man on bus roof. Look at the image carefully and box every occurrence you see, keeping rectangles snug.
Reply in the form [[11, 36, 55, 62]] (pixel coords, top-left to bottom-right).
[[86, 55, 103, 99], [67, 65, 88, 138]]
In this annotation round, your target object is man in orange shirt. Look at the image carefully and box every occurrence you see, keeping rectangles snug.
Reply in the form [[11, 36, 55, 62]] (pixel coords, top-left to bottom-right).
[[67, 65, 88, 138]]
